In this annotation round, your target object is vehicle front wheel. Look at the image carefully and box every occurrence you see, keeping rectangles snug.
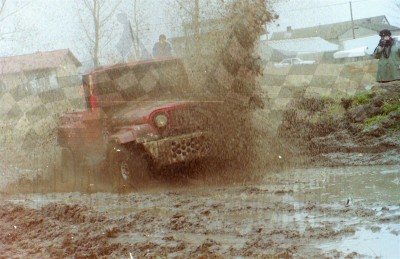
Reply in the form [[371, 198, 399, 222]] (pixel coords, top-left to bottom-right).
[[107, 145, 151, 191]]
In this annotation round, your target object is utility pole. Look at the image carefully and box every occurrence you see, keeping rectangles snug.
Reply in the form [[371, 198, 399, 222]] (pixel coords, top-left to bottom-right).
[[350, 1, 355, 39]]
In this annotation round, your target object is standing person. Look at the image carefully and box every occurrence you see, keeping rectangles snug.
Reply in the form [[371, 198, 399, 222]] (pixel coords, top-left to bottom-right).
[[152, 34, 173, 58], [373, 29, 400, 83]]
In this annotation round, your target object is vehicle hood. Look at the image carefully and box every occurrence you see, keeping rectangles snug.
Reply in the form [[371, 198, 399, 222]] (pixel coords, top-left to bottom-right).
[[110, 94, 220, 125]]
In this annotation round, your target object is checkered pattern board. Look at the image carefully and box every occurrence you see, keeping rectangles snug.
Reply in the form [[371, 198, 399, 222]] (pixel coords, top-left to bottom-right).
[[0, 57, 379, 152], [0, 74, 84, 149], [261, 59, 378, 111], [86, 62, 198, 113], [0, 62, 192, 151]]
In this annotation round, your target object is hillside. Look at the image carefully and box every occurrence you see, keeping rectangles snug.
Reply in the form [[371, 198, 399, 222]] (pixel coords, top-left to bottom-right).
[[277, 81, 400, 166]]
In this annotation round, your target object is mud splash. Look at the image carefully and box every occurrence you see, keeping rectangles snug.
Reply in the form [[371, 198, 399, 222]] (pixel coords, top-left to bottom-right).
[[177, 0, 279, 171]]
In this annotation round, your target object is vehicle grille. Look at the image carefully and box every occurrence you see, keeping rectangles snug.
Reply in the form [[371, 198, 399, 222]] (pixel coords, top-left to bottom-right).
[[166, 107, 212, 135], [170, 134, 211, 160]]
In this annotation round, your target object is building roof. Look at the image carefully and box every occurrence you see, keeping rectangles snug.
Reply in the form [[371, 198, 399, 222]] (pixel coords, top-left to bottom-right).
[[270, 15, 400, 41], [0, 49, 81, 75], [265, 37, 339, 55], [333, 46, 369, 59]]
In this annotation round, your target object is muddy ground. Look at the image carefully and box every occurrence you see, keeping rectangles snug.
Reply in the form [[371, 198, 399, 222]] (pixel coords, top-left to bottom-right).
[[1, 163, 399, 258]]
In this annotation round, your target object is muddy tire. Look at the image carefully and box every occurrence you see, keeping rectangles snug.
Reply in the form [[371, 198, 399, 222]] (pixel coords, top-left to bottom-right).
[[107, 145, 150, 191]]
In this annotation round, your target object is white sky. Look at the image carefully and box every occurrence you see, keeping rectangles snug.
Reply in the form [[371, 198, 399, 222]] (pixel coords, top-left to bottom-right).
[[1, 0, 399, 65], [268, 0, 400, 32]]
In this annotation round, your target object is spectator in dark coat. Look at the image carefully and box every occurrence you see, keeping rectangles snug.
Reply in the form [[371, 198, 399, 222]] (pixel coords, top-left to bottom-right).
[[373, 29, 400, 82], [152, 34, 173, 58]]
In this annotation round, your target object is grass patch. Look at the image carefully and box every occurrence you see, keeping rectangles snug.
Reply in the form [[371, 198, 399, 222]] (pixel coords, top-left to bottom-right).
[[363, 100, 400, 132], [383, 101, 400, 115], [353, 91, 373, 105], [388, 124, 400, 133], [365, 114, 386, 127], [310, 101, 346, 124]]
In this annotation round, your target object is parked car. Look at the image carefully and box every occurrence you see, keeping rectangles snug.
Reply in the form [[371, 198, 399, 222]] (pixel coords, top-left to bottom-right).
[[274, 58, 316, 68]]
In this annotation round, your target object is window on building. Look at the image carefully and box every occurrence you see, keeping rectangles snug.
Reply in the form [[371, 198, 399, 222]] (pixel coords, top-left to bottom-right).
[[29, 76, 38, 94], [28, 71, 52, 93], [49, 72, 59, 88]]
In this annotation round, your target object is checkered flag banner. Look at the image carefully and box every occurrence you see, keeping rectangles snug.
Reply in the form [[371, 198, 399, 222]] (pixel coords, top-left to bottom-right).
[[261, 48, 378, 110], [0, 73, 83, 168]]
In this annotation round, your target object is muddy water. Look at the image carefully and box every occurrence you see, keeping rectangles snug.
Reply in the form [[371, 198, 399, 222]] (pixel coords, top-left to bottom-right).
[[286, 165, 400, 204], [1, 165, 399, 258], [262, 165, 400, 258]]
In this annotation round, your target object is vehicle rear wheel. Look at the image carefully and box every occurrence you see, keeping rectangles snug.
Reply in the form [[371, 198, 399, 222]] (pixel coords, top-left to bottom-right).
[[107, 145, 150, 191]]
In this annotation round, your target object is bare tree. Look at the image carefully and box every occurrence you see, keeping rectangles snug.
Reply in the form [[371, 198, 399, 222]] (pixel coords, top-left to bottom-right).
[[76, 0, 123, 67], [168, 0, 280, 37], [128, 0, 150, 60], [174, 0, 200, 36], [0, 0, 32, 42], [167, 0, 228, 56], [168, 0, 271, 37], [114, 0, 150, 62]]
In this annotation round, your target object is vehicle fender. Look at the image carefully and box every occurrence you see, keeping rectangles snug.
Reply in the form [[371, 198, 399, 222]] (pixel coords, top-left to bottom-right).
[[109, 124, 159, 144]]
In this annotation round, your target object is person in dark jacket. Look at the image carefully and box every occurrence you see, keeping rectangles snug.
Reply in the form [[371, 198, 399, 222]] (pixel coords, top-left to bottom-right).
[[152, 34, 173, 58], [373, 29, 400, 82]]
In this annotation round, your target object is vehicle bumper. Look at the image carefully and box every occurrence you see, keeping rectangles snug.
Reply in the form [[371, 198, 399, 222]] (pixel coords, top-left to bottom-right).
[[142, 132, 213, 166]]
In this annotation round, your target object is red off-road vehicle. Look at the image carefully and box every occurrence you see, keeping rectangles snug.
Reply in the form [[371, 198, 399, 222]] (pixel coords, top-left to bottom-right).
[[56, 57, 262, 189]]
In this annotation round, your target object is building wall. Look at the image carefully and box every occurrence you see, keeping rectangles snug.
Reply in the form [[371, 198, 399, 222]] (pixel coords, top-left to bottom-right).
[[342, 35, 381, 54], [57, 56, 80, 78], [0, 56, 84, 125], [0, 56, 81, 94], [0, 73, 27, 93]]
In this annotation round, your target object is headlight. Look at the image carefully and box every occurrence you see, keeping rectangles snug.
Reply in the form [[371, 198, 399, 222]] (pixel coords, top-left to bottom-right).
[[153, 113, 168, 128]]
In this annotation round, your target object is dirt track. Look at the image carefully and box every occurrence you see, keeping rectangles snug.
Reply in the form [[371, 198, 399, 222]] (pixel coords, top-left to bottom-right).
[[1, 165, 399, 258]]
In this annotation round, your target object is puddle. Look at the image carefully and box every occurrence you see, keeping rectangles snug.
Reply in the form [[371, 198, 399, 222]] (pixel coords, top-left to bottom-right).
[[276, 165, 400, 258], [318, 226, 400, 258], [280, 165, 400, 204]]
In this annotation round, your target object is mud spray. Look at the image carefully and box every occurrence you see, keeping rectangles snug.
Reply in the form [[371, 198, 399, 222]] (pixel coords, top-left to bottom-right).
[[0, 0, 297, 193], [180, 0, 295, 179]]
